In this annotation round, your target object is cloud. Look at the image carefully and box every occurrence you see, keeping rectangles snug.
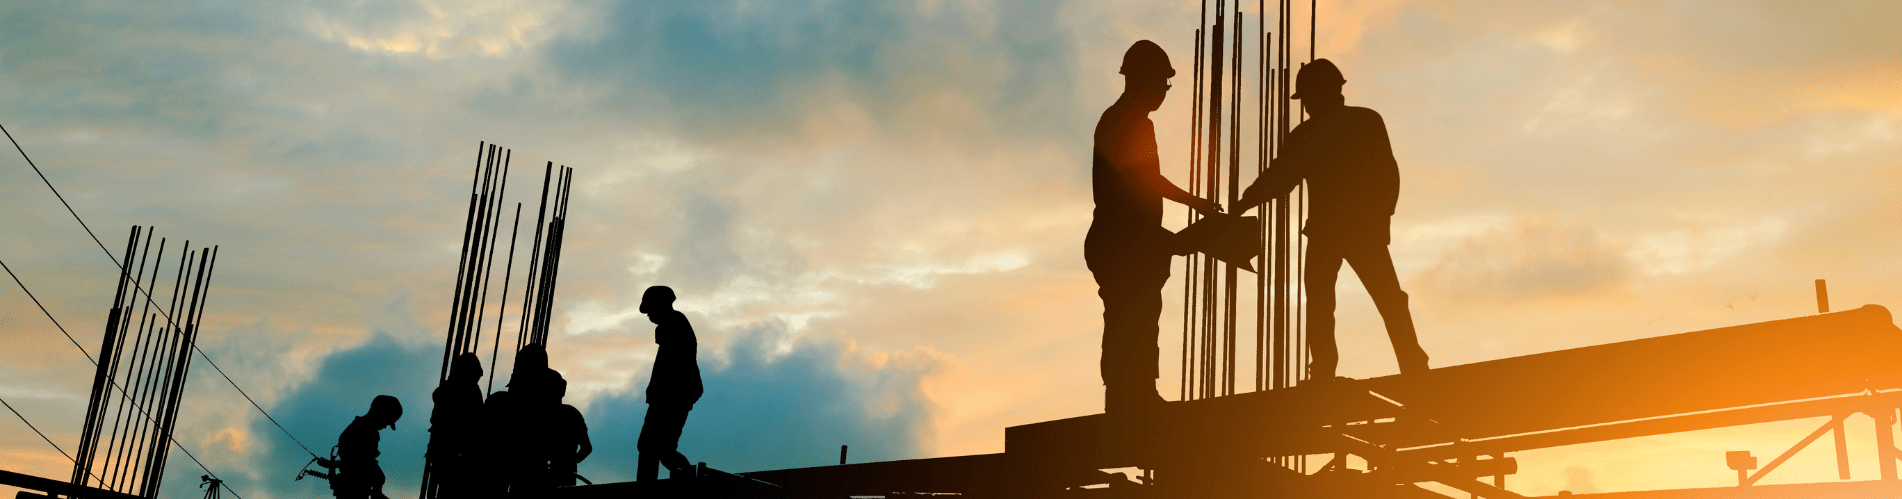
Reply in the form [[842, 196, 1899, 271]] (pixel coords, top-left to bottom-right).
[[1412, 215, 1633, 304], [233, 320, 942, 497], [583, 321, 944, 481], [540, 1, 1082, 145], [301, 0, 595, 58], [242, 333, 439, 499], [1559, 464, 1600, 494]]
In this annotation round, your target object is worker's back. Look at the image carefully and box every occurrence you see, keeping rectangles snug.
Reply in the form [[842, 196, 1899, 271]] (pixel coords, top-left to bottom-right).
[[1283, 106, 1400, 244], [337, 416, 382, 468], [1091, 101, 1163, 234], [647, 310, 703, 405]]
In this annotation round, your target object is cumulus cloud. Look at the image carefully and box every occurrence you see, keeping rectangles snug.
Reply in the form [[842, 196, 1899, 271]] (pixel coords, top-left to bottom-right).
[[239, 320, 941, 498], [585, 321, 944, 480], [302, 0, 597, 58]]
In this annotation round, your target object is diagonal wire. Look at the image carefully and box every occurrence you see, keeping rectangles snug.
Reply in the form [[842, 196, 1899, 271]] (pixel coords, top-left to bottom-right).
[[191, 345, 319, 459], [2, 259, 245, 499], [2, 259, 97, 364], [1, 396, 79, 463], [1, 396, 114, 486], [3, 125, 271, 496], [2, 123, 114, 266], [3, 122, 318, 460]]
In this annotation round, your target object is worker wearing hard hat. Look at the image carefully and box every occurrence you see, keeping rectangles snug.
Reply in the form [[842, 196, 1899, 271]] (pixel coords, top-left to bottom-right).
[[1235, 59, 1430, 382], [320, 395, 402, 499], [1088, 40, 1224, 414], [636, 285, 703, 481]]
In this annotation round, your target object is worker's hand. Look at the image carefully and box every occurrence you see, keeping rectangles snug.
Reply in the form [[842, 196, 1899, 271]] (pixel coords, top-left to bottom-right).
[[1191, 198, 1223, 215], [1232, 194, 1262, 215]]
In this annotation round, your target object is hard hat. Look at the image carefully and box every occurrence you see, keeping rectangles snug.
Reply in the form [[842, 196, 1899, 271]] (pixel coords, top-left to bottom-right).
[[639, 285, 676, 314], [1290, 58, 1346, 99], [1119, 40, 1176, 79], [450, 352, 483, 380], [369, 395, 402, 429], [508, 344, 549, 387]]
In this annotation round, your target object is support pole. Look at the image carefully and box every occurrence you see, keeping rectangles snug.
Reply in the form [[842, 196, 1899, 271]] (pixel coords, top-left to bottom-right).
[[1816, 279, 1830, 314], [1744, 414, 1847, 486], [1877, 408, 1897, 481], [1834, 417, 1850, 480]]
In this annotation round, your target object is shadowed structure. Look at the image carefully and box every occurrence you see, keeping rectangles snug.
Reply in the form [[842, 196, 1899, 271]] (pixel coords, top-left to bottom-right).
[[530, 306, 1902, 498]]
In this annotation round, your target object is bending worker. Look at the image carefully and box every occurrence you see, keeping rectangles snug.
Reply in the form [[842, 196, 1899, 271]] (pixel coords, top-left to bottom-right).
[[1235, 59, 1429, 382], [322, 395, 402, 499], [1088, 40, 1223, 413]]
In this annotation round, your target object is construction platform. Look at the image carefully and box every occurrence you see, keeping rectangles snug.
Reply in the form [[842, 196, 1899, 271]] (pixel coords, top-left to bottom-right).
[[552, 305, 1902, 498], [7, 306, 1898, 498]]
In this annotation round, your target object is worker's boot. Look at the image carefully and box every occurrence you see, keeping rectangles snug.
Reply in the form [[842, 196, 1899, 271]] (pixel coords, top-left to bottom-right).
[[1399, 357, 1431, 376]]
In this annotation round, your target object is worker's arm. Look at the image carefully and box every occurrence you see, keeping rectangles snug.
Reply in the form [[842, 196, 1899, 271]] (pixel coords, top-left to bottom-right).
[[576, 432, 593, 463], [1234, 150, 1305, 212], [575, 409, 593, 463], [1102, 116, 1223, 215], [1146, 171, 1223, 214]]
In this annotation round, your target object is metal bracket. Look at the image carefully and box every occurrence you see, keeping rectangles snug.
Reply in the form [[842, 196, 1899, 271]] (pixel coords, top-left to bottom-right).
[[1743, 413, 1849, 486]]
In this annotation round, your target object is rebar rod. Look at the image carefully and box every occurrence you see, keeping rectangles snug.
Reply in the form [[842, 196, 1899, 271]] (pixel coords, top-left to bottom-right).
[[490, 203, 523, 396], [517, 162, 556, 353], [145, 246, 215, 498], [1182, 27, 1205, 402], [104, 236, 161, 490], [440, 143, 488, 381], [126, 246, 185, 495], [472, 149, 512, 357], [455, 146, 500, 357], [72, 228, 139, 486]]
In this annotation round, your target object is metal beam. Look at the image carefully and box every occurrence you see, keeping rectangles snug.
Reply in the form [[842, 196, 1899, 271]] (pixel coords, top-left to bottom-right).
[[1401, 392, 1902, 461], [1743, 414, 1845, 486], [1359, 306, 1902, 441], [0, 469, 144, 499]]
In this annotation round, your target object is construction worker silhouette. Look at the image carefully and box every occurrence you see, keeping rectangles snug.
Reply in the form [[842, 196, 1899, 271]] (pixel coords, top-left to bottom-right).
[[636, 285, 702, 481], [1236, 59, 1430, 381], [1089, 40, 1224, 413], [321, 395, 401, 499], [497, 345, 552, 494], [545, 373, 591, 487], [473, 389, 518, 496], [424, 353, 483, 497]]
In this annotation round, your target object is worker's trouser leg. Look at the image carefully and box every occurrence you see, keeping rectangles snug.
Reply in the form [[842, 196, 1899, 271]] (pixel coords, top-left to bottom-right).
[[637, 403, 694, 481], [1304, 240, 1429, 380], [1090, 251, 1171, 389], [330, 465, 384, 499]]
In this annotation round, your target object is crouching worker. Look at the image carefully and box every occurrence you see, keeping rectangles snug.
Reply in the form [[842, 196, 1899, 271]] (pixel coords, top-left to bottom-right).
[[319, 395, 402, 499], [636, 286, 702, 481]]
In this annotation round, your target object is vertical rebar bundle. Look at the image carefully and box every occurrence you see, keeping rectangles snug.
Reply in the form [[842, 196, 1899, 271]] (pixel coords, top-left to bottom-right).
[[1178, 0, 1313, 426], [422, 143, 575, 499], [69, 226, 219, 499], [516, 161, 574, 350], [437, 142, 513, 382]]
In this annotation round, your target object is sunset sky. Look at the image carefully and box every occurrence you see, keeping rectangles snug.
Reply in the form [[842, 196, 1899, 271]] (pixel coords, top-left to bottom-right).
[[3, 1, 1900, 497]]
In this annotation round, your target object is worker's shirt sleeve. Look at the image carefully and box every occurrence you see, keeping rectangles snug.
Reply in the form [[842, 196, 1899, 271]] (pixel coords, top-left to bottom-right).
[[1245, 133, 1312, 205]]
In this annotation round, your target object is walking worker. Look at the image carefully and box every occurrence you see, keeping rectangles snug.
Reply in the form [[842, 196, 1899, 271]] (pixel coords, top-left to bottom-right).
[[321, 395, 402, 499], [1235, 58, 1430, 382], [636, 285, 702, 481], [1088, 40, 1224, 414]]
